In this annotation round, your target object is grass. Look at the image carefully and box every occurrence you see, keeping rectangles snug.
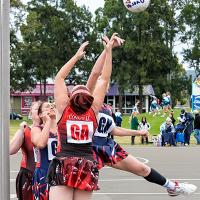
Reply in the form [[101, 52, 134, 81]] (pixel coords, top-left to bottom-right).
[[10, 108, 196, 145]]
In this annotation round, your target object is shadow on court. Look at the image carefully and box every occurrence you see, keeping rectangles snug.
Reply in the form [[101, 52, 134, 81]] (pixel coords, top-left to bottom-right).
[[10, 146, 200, 200]]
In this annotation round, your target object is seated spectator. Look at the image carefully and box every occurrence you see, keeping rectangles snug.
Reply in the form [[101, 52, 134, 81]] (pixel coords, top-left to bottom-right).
[[193, 110, 200, 145], [175, 117, 186, 145], [139, 117, 151, 144], [160, 117, 176, 146]]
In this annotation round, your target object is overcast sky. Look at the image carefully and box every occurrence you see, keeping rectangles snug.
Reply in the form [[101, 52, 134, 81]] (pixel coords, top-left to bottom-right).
[[22, 0, 105, 13], [75, 0, 104, 13]]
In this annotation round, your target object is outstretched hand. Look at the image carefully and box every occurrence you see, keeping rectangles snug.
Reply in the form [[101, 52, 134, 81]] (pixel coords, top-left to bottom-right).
[[75, 41, 89, 60], [139, 130, 149, 137], [102, 33, 125, 49]]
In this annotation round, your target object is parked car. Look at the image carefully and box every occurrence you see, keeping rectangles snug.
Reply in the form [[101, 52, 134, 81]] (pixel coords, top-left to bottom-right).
[[10, 112, 23, 120]]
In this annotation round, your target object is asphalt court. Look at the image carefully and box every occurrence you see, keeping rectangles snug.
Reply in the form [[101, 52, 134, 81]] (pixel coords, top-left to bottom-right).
[[10, 146, 200, 200]]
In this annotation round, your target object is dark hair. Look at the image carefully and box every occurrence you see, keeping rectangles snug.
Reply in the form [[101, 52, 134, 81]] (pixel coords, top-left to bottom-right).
[[37, 101, 46, 115], [141, 116, 147, 123], [70, 93, 94, 115], [37, 101, 46, 125]]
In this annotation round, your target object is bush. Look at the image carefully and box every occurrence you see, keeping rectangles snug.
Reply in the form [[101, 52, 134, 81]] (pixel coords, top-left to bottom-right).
[[180, 98, 187, 105]]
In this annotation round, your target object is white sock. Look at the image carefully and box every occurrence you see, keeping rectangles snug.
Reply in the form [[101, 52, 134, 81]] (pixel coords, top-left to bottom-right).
[[163, 179, 176, 190]]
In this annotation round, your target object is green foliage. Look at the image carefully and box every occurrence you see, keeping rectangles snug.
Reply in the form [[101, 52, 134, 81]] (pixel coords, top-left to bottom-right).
[[179, 0, 200, 73], [10, 0, 196, 103], [94, 0, 189, 109]]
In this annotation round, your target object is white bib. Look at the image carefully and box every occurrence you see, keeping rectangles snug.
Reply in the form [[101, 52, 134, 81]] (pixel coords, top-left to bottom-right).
[[47, 138, 57, 160], [66, 120, 94, 144], [33, 147, 40, 163], [94, 113, 116, 137]]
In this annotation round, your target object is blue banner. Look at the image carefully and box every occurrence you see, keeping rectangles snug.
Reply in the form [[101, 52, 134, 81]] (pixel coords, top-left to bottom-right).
[[192, 95, 200, 111]]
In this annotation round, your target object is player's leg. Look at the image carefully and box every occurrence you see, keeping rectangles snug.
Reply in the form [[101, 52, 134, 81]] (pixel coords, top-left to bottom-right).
[[49, 185, 73, 200], [112, 154, 197, 196]]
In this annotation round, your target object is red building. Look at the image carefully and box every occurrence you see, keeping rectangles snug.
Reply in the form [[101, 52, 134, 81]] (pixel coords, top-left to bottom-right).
[[11, 83, 154, 115]]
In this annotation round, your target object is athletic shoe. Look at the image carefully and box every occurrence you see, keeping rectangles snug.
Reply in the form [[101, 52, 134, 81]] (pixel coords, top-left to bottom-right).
[[167, 182, 197, 196]]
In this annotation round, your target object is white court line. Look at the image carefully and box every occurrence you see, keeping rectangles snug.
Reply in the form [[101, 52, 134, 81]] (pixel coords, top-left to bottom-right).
[[10, 157, 149, 172], [99, 178, 200, 182], [11, 193, 200, 197], [10, 193, 200, 198], [94, 192, 200, 195], [10, 157, 148, 171], [10, 194, 16, 199], [10, 171, 19, 173], [10, 178, 200, 183]]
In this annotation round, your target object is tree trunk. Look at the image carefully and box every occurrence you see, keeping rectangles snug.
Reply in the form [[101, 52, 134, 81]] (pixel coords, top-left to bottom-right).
[[138, 84, 143, 113], [43, 79, 47, 101], [118, 87, 124, 114], [39, 80, 43, 100]]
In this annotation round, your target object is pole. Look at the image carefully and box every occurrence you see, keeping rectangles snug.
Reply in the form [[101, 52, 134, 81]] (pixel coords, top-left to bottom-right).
[[0, 0, 10, 199]]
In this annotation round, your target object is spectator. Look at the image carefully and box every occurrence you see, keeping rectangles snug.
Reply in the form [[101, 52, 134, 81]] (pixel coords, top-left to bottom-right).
[[130, 111, 139, 145], [160, 117, 176, 146], [193, 110, 200, 145], [139, 117, 151, 144], [161, 93, 170, 117], [169, 111, 176, 126], [175, 117, 186, 145], [150, 96, 159, 117], [115, 109, 123, 127], [180, 109, 194, 146], [132, 100, 140, 114], [166, 91, 172, 110]]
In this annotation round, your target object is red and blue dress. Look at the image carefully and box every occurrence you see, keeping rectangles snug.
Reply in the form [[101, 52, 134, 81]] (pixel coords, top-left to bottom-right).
[[93, 106, 128, 169], [32, 126, 57, 200]]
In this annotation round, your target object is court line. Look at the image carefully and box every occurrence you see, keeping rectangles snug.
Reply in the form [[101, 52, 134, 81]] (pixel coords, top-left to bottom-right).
[[99, 178, 200, 182], [9, 193, 200, 198], [10, 155, 149, 172], [93, 192, 200, 195], [10, 178, 200, 183], [10, 171, 19, 173]]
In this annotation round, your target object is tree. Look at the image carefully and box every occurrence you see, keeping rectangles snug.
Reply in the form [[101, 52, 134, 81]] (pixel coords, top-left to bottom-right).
[[10, 0, 34, 91], [179, 0, 200, 74], [94, 0, 184, 111], [19, 0, 93, 98]]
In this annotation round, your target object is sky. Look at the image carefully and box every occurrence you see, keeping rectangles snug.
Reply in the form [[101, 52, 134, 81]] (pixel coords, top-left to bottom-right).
[[75, 0, 104, 13], [22, 0, 105, 13]]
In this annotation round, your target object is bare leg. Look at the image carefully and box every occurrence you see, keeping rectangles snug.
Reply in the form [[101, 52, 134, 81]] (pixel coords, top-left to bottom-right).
[[73, 189, 93, 200], [112, 154, 151, 177], [49, 185, 74, 200]]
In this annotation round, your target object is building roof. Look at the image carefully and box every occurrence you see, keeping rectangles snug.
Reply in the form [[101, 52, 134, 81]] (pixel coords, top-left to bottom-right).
[[107, 84, 155, 96], [11, 83, 155, 97]]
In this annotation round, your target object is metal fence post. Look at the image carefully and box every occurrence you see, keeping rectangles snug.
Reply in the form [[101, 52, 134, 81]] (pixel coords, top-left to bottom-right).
[[0, 0, 10, 199]]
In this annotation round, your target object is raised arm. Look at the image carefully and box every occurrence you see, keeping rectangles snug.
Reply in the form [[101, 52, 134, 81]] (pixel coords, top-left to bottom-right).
[[54, 41, 89, 115], [111, 126, 149, 137], [92, 33, 118, 112], [31, 109, 55, 148], [86, 36, 124, 94], [10, 121, 27, 155]]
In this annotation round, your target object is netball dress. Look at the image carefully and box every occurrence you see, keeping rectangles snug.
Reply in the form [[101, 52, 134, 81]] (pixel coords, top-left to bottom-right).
[[93, 106, 128, 169], [32, 126, 57, 200], [47, 106, 99, 191], [16, 126, 35, 200]]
